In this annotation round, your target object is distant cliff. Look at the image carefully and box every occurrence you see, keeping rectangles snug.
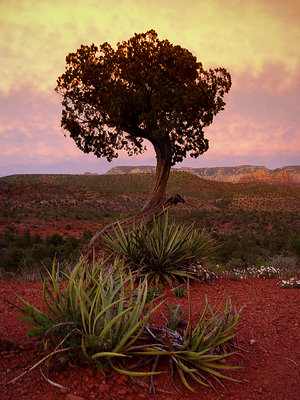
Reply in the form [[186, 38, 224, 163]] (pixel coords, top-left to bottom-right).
[[106, 165, 300, 186], [106, 166, 156, 175]]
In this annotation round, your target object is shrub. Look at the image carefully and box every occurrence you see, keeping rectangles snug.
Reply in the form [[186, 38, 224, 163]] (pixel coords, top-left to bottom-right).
[[225, 258, 245, 271], [14, 257, 163, 372], [287, 234, 300, 256], [0, 230, 89, 277], [146, 284, 164, 302], [246, 265, 282, 278], [270, 254, 298, 270], [280, 277, 300, 288], [103, 213, 215, 284]]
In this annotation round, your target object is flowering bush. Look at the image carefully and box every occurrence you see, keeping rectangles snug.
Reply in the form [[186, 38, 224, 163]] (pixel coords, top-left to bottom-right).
[[280, 277, 300, 288], [246, 265, 283, 278], [226, 269, 247, 280], [212, 263, 285, 280], [192, 261, 219, 282]]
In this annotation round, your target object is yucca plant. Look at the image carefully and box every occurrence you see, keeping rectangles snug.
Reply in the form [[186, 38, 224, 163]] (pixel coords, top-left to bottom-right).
[[162, 303, 185, 330], [103, 213, 215, 284], [168, 295, 241, 392], [102, 221, 143, 263], [13, 261, 241, 392], [14, 257, 165, 374], [134, 284, 241, 392]]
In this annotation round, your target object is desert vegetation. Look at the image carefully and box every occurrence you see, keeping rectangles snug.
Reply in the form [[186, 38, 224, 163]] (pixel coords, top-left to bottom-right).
[[1, 172, 299, 398], [12, 257, 241, 393], [1, 172, 299, 277], [0, 228, 92, 278]]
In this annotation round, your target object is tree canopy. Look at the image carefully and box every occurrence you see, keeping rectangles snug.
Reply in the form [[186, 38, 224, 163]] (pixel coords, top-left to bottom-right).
[[56, 29, 231, 166]]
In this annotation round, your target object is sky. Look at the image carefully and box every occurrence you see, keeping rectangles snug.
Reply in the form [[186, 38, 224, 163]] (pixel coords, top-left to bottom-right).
[[0, 0, 299, 177]]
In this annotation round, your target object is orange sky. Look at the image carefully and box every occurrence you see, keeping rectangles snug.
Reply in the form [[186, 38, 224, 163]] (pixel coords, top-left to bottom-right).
[[0, 0, 299, 175]]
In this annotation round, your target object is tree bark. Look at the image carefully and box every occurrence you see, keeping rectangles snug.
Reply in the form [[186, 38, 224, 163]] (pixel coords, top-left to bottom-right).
[[140, 136, 172, 212], [84, 136, 184, 260]]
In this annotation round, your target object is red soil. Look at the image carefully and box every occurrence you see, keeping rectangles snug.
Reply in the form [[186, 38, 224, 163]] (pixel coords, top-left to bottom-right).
[[0, 217, 100, 239], [0, 277, 299, 400]]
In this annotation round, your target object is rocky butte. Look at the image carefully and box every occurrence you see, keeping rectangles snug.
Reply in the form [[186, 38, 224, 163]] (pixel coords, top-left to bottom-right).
[[106, 165, 300, 187]]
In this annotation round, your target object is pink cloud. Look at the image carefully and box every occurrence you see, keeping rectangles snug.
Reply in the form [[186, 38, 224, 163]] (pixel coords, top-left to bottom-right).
[[234, 62, 300, 95], [1, 63, 299, 177]]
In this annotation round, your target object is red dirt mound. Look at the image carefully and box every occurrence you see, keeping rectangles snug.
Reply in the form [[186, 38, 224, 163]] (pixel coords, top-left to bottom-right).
[[0, 277, 299, 400]]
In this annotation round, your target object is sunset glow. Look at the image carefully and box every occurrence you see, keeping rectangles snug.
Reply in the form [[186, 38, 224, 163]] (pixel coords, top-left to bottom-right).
[[0, 0, 299, 176]]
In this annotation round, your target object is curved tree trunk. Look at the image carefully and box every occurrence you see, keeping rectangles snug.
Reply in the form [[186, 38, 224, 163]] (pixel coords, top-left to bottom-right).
[[141, 137, 172, 212], [85, 136, 184, 260]]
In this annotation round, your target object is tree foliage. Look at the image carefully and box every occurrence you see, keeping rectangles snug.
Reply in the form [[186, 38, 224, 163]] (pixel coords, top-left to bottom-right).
[[56, 29, 231, 165], [56, 30, 232, 256]]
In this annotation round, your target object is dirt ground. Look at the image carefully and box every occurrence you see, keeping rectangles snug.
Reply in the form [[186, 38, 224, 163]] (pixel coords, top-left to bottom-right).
[[0, 277, 299, 400]]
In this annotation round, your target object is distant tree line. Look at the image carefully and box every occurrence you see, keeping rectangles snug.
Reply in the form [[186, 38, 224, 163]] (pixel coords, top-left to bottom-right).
[[0, 229, 92, 274]]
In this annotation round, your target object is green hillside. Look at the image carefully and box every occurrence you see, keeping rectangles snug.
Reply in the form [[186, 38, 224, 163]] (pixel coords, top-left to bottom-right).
[[0, 172, 299, 272]]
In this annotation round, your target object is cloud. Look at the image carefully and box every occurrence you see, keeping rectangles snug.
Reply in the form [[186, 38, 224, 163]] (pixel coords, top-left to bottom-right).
[[202, 74, 300, 162], [1, 82, 298, 177], [0, 0, 299, 175], [209, 118, 299, 158], [0, 89, 156, 175], [0, 0, 299, 94]]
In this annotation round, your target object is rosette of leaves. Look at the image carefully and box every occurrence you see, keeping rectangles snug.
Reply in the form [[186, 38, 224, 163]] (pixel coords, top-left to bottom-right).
[[162, 303, 186, 330], [134, 286, 241, 393], [14, 257, 164, 375], [103, 213, 215, 284]]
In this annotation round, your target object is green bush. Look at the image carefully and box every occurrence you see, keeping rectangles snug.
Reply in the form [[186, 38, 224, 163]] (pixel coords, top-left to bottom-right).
[[146, 284, 164, 302], [15, 257, 163, 371], [103, 214, 215, 284], [287, 234, 300, 256], [0, 230, 92, 276]]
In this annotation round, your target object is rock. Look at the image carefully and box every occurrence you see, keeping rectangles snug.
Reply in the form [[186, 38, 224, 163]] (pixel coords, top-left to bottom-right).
[[106, 165, 300, 186]]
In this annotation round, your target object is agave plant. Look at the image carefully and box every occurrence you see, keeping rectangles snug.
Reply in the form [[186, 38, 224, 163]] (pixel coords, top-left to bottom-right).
[[134, 284, 241, 392], [14, 257, 164, 374], [167, 295, 241, 392], [103, 213, 215, 284]]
